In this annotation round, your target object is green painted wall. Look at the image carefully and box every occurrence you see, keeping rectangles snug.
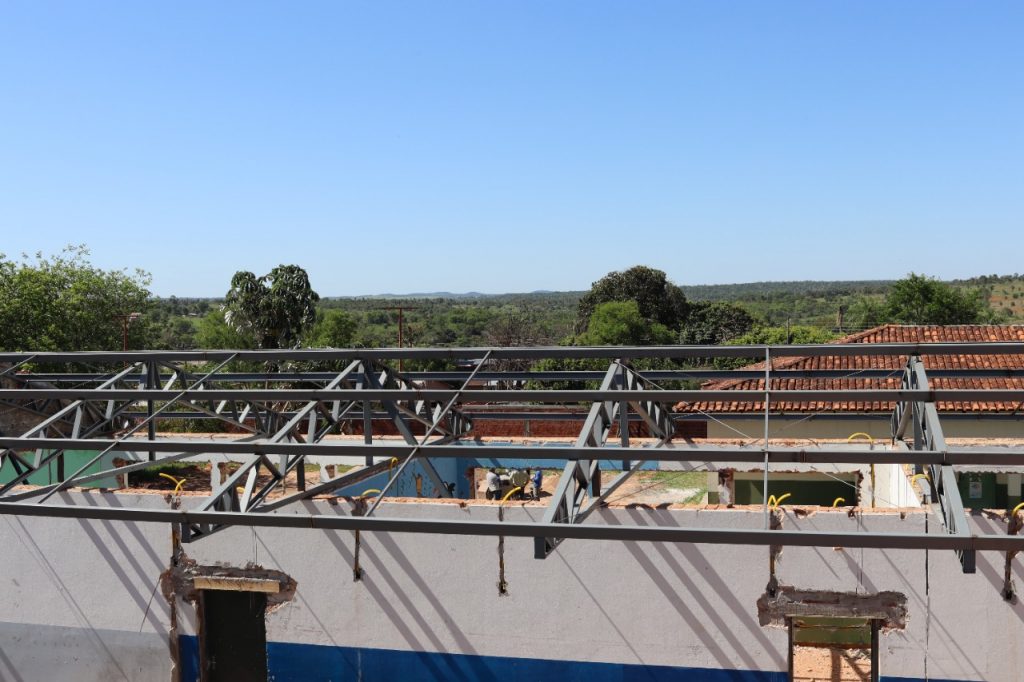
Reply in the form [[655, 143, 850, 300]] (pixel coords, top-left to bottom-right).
[[0, 451, 121, 489], [734, 476, 857, 507]]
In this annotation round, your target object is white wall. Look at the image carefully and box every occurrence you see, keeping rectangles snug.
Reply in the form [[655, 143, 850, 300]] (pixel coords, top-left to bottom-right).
[[0, 492, 172, 682], [1, 492, 1023, 680]]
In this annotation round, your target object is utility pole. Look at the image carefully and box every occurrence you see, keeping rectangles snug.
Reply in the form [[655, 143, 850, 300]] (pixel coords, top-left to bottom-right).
[[379, 306, 418, 372], [114, 312, 142, 351]]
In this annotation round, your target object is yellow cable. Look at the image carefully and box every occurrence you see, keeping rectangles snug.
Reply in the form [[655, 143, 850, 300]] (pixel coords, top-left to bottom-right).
[[771, 493, 792, 509], [1012, 502, 1024, 517], [360, 488, 382, 498], [832, 497, 845, 507], [158, 472, 186, 494], [766, 494, 776, 508], [500, 487, 522, 504]]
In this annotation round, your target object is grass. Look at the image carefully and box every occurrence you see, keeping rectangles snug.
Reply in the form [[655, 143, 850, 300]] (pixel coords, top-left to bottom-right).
[[128, 461, 206, 485], [303, 463, 354, 474], [990, 280, 1024, 321], [599, 469, 709, 504]]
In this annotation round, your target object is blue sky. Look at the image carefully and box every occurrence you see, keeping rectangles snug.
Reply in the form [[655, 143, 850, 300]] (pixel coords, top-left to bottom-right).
[[1, 2, 1021, 297]]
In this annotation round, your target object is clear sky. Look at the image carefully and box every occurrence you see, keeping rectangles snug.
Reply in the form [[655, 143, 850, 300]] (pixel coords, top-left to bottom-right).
[[1, 2, 1021, 297]]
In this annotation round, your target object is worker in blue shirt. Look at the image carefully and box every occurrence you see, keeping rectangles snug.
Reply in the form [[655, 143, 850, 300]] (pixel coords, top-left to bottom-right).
[[531, 468, 543, 500]]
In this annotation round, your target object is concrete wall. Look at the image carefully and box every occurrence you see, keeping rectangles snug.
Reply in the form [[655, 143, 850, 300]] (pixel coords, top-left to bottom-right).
[[2, 492, 1024, 681], [0, 493, 172, 682]]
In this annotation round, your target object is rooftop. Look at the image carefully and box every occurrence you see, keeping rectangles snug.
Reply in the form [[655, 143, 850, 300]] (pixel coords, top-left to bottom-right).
[[675, 324, 1024, 414]]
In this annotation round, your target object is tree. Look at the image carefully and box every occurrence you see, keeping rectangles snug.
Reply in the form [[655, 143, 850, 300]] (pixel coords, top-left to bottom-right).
[[883, 273, 991, 325], [577, 266, 688, 332], [847, 297, 885, 330], [156, 318, 198, 350], [679, 302, 757, 345], [714, 325, 841, 369], [729, 325, 840, 346], [576, 301, 675, 346], [0, 245, 153, 351], [310, 310, 357, 348], [223, 265, 320, 349], [195, 310, 253, 349]]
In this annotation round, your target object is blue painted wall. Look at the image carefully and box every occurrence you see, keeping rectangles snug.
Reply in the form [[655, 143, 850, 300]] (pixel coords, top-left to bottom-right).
[[178, 636, 788, 682], [333, 443, 663, 500]]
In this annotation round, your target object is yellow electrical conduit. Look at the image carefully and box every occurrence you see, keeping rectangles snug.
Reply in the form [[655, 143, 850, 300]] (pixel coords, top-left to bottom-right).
[[832, 497, 845, 507], [357, 459, 400, 501], [500, 487, 522, 505], [1011, 502, 1024, 517], [767, 493, 791, 509], [158, 473, 186, 495]]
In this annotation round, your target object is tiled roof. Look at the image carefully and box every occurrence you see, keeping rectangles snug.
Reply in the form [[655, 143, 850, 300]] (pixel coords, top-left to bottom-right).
[[675, 325, 1024, 414]]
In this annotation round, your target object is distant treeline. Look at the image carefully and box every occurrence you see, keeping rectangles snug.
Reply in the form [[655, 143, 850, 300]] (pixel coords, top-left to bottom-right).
[[678, 280, 894, 302], [142, 274, 1021, 350], [5, 246, 1020, 355]]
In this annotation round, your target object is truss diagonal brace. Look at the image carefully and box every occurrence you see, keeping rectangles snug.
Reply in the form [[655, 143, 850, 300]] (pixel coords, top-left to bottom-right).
[[536, 361, 675, 559], [893, 355, 975, 573], [182, 361, 361, 541]]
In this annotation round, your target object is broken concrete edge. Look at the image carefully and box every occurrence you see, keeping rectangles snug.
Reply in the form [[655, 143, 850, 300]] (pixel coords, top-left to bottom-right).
[[160, 553, 297, 613], [757, 586, 909, 631], [160, 546, 298, 681]]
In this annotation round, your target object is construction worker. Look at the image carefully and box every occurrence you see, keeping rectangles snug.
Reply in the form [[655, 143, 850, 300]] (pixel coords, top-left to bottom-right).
[[485, 468, 500, 500], [531, 468, 543, 500]]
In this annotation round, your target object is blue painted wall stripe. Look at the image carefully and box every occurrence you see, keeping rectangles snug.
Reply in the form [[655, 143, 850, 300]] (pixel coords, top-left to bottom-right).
[[179, 636, 784, 681], [178, 636, 973, 682]]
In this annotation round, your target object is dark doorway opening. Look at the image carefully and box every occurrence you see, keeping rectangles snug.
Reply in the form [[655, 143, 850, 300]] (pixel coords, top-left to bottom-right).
[[200, 590, 268, 682]]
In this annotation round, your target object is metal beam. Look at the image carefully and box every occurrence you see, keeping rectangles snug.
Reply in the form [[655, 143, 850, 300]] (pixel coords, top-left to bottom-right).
[[5, 388, 1024, 402], [893, 355, 975, 573], [181, 361, 360, 541], [1, 340, 1024, 364], [18, 367, 1024, 384], [9, 438, 1024, 467], [536, 362, 677, 558], [363, 353, 491, 515], [0, 501, 1022, 552]]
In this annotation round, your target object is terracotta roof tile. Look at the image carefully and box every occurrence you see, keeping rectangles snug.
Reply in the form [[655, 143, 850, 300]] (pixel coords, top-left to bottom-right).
[[676, 324, 1024, 414]]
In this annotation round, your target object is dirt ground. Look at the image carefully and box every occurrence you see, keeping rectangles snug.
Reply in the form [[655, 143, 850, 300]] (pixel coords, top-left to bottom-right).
[[792, 646, 872, 682], [121, 461, 329, 497], [473, 468, 707, 505]]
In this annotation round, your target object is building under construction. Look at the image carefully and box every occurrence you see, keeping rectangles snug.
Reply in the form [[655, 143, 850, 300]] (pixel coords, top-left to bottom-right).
[[1, 336, 1024, 681]]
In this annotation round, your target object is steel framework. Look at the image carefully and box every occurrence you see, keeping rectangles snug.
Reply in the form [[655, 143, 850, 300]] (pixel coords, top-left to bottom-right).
[[1, 344, 1023, 571]]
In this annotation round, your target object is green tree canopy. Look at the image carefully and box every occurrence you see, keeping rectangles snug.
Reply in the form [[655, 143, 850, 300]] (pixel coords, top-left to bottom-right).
[[728, 325, 840, 346], [0, 246, 153, 351], [223, 265, 320, 349], [715, 325, 841, 368], [576, 301, 675, 346], [882, 273, 992, 325], [310, 310, 358, 348], [680, 302, 757, 345], [577, 266, 688, 332], [195, 310, 253, 349]]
